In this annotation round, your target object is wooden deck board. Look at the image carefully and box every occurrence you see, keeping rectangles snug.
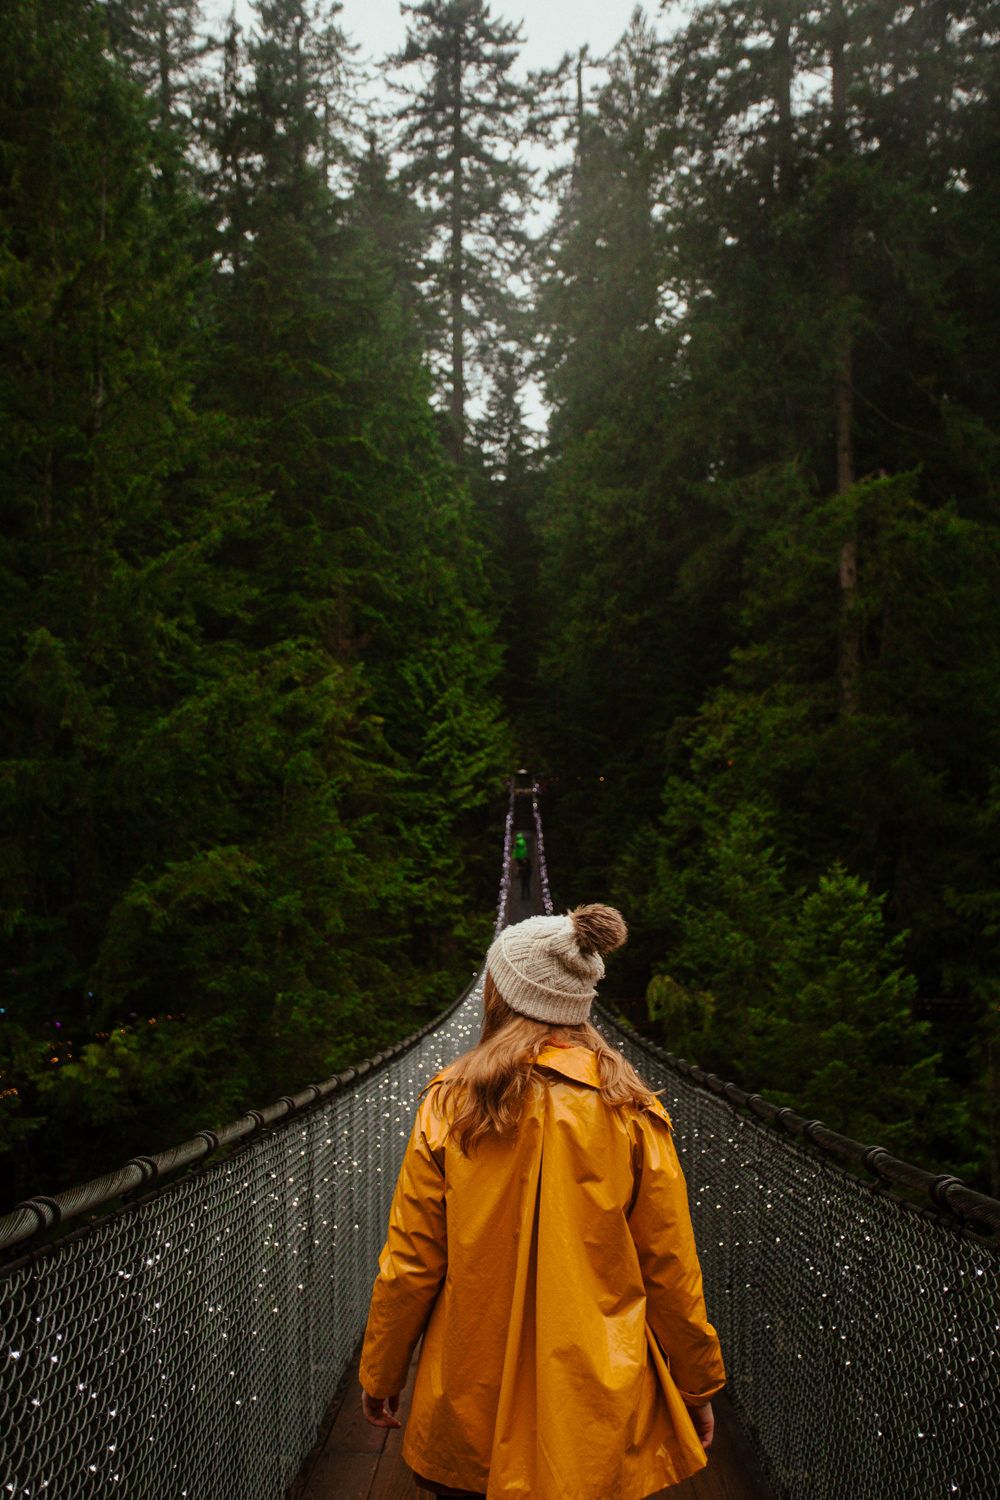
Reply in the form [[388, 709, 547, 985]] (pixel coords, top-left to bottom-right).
[[296, 1343, 773, 1500]]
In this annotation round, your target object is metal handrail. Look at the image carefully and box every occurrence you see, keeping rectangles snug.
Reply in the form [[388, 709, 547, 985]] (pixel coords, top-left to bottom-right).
[[0, 969, 484, 1265], [595, 1005, 1000, 1240], [0, 781, 518, 1260]]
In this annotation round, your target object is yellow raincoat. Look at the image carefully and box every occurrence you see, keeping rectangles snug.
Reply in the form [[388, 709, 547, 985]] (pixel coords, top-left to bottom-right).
[[359, 1044, 726, 1499]]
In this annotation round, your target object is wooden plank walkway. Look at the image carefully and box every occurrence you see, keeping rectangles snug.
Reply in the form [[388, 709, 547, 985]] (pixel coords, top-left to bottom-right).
[[295, 1341, 774, 1500]]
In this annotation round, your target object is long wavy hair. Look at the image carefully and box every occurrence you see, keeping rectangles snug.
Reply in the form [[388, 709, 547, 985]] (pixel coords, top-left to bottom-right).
[[427, 969, 666, 1158]]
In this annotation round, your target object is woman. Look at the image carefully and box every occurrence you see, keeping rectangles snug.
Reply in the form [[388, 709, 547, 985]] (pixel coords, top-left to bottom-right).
[[359, 904, 726, 1499]]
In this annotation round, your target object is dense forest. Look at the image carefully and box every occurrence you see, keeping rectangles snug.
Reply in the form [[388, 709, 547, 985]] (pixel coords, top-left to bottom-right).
[[2, 0, 998, 1205]]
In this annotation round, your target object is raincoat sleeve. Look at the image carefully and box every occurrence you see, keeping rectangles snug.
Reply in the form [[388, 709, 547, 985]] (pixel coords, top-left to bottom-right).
[[628, 1108, 727, 1406], [358, 1089, 447, 1399]]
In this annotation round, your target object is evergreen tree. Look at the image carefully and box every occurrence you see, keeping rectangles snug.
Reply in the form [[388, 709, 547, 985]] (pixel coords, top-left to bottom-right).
[[389, 0, 534, 459], [613, 466, 1000, 1188], [744, 863, 949, 1161], [535, 8, 665, 445], [527, 11, 726, 878], [1, 0, 509, 1202], [615, 785, 953, 1165], [103, 0, 217, 142], [348, 129, 435, 348], [0, 0, 260, 1189], [530, 0, 1000, 1189], [469, 344, 543, 725], [664, 0, 1000, 693], [188, 0, 511, 1030]]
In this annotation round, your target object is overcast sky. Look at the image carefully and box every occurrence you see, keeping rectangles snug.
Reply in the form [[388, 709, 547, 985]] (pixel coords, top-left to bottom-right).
[[222, 1, 692, 77], [340, 0, 687, 71]]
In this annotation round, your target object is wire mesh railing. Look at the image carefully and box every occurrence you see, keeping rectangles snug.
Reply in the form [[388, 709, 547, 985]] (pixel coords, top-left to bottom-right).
[[591, 1006, 1000, 1500], [2, 777, 998, 1500], [493, 778, 515, 939], [0, 980, 488, 1500], [0, 781, 515, 1499], [531, 778, 554, 916]]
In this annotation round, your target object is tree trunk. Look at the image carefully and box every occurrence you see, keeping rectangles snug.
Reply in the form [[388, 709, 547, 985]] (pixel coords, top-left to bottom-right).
[[157, 15, 172, 132], [223, 22, 244, 276], [770, 4, 793, 199], [576, 49, 585, 134], [449, 35, 465, 462], [42, 186, 56, 533], [92, 160, 107, 440], [831, 0, 859, 717], [294, 12, 307, 179]]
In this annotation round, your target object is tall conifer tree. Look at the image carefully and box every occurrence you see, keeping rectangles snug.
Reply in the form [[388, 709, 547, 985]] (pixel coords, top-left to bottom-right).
[[103, 0, 216, 142], [0, 0, 262, 1191], [195, 0, 509, 1033], [390, 0, 534, 459], [1, 0, 508, 1201], [527, 1, 1000, 1187]]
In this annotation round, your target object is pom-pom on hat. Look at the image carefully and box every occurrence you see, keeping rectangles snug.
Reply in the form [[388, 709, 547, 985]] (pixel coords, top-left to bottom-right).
[[485, 904, 628, 1026]]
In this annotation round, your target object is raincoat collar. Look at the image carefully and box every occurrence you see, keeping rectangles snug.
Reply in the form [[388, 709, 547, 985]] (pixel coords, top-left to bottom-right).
[[535, 1046, 672, 1129], [534, 1043, 602, 1088], [430, 1047, 672, 1128]]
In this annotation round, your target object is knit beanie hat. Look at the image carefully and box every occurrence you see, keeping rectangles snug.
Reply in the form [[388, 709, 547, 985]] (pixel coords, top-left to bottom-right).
[[485, 904, 628, 1026]]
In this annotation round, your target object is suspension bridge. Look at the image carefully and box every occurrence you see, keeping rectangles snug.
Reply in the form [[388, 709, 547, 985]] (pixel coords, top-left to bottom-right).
[[1, 777, 997, 1499]]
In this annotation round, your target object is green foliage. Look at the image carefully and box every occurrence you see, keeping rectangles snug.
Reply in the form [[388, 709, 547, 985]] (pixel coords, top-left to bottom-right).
[[390, 0, 535, 445], [4, 0, 999, 1213], [34, 1014, 247, 1147], [0, 0, 509, 1206], [610, 464, 1000, 1179], [530, 2, 1000, 1192], [743, 864, 948, 1161], [645, 974, 715, 1065], [627, 781, 951, 1162]]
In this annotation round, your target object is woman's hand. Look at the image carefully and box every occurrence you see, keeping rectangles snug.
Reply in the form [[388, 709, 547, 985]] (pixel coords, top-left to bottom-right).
[[687, 1400, 715, 1450], [361, 1388, 402, 1429]]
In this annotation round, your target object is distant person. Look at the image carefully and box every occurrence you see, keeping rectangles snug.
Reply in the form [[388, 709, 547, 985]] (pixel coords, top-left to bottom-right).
[[359, 904, 726, 1499], [512, 831, 531, 900]]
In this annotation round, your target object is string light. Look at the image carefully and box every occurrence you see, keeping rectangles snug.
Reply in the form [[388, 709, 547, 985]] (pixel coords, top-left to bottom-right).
[[493, 779, 516, 939], [531, 779, 554, 915]]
